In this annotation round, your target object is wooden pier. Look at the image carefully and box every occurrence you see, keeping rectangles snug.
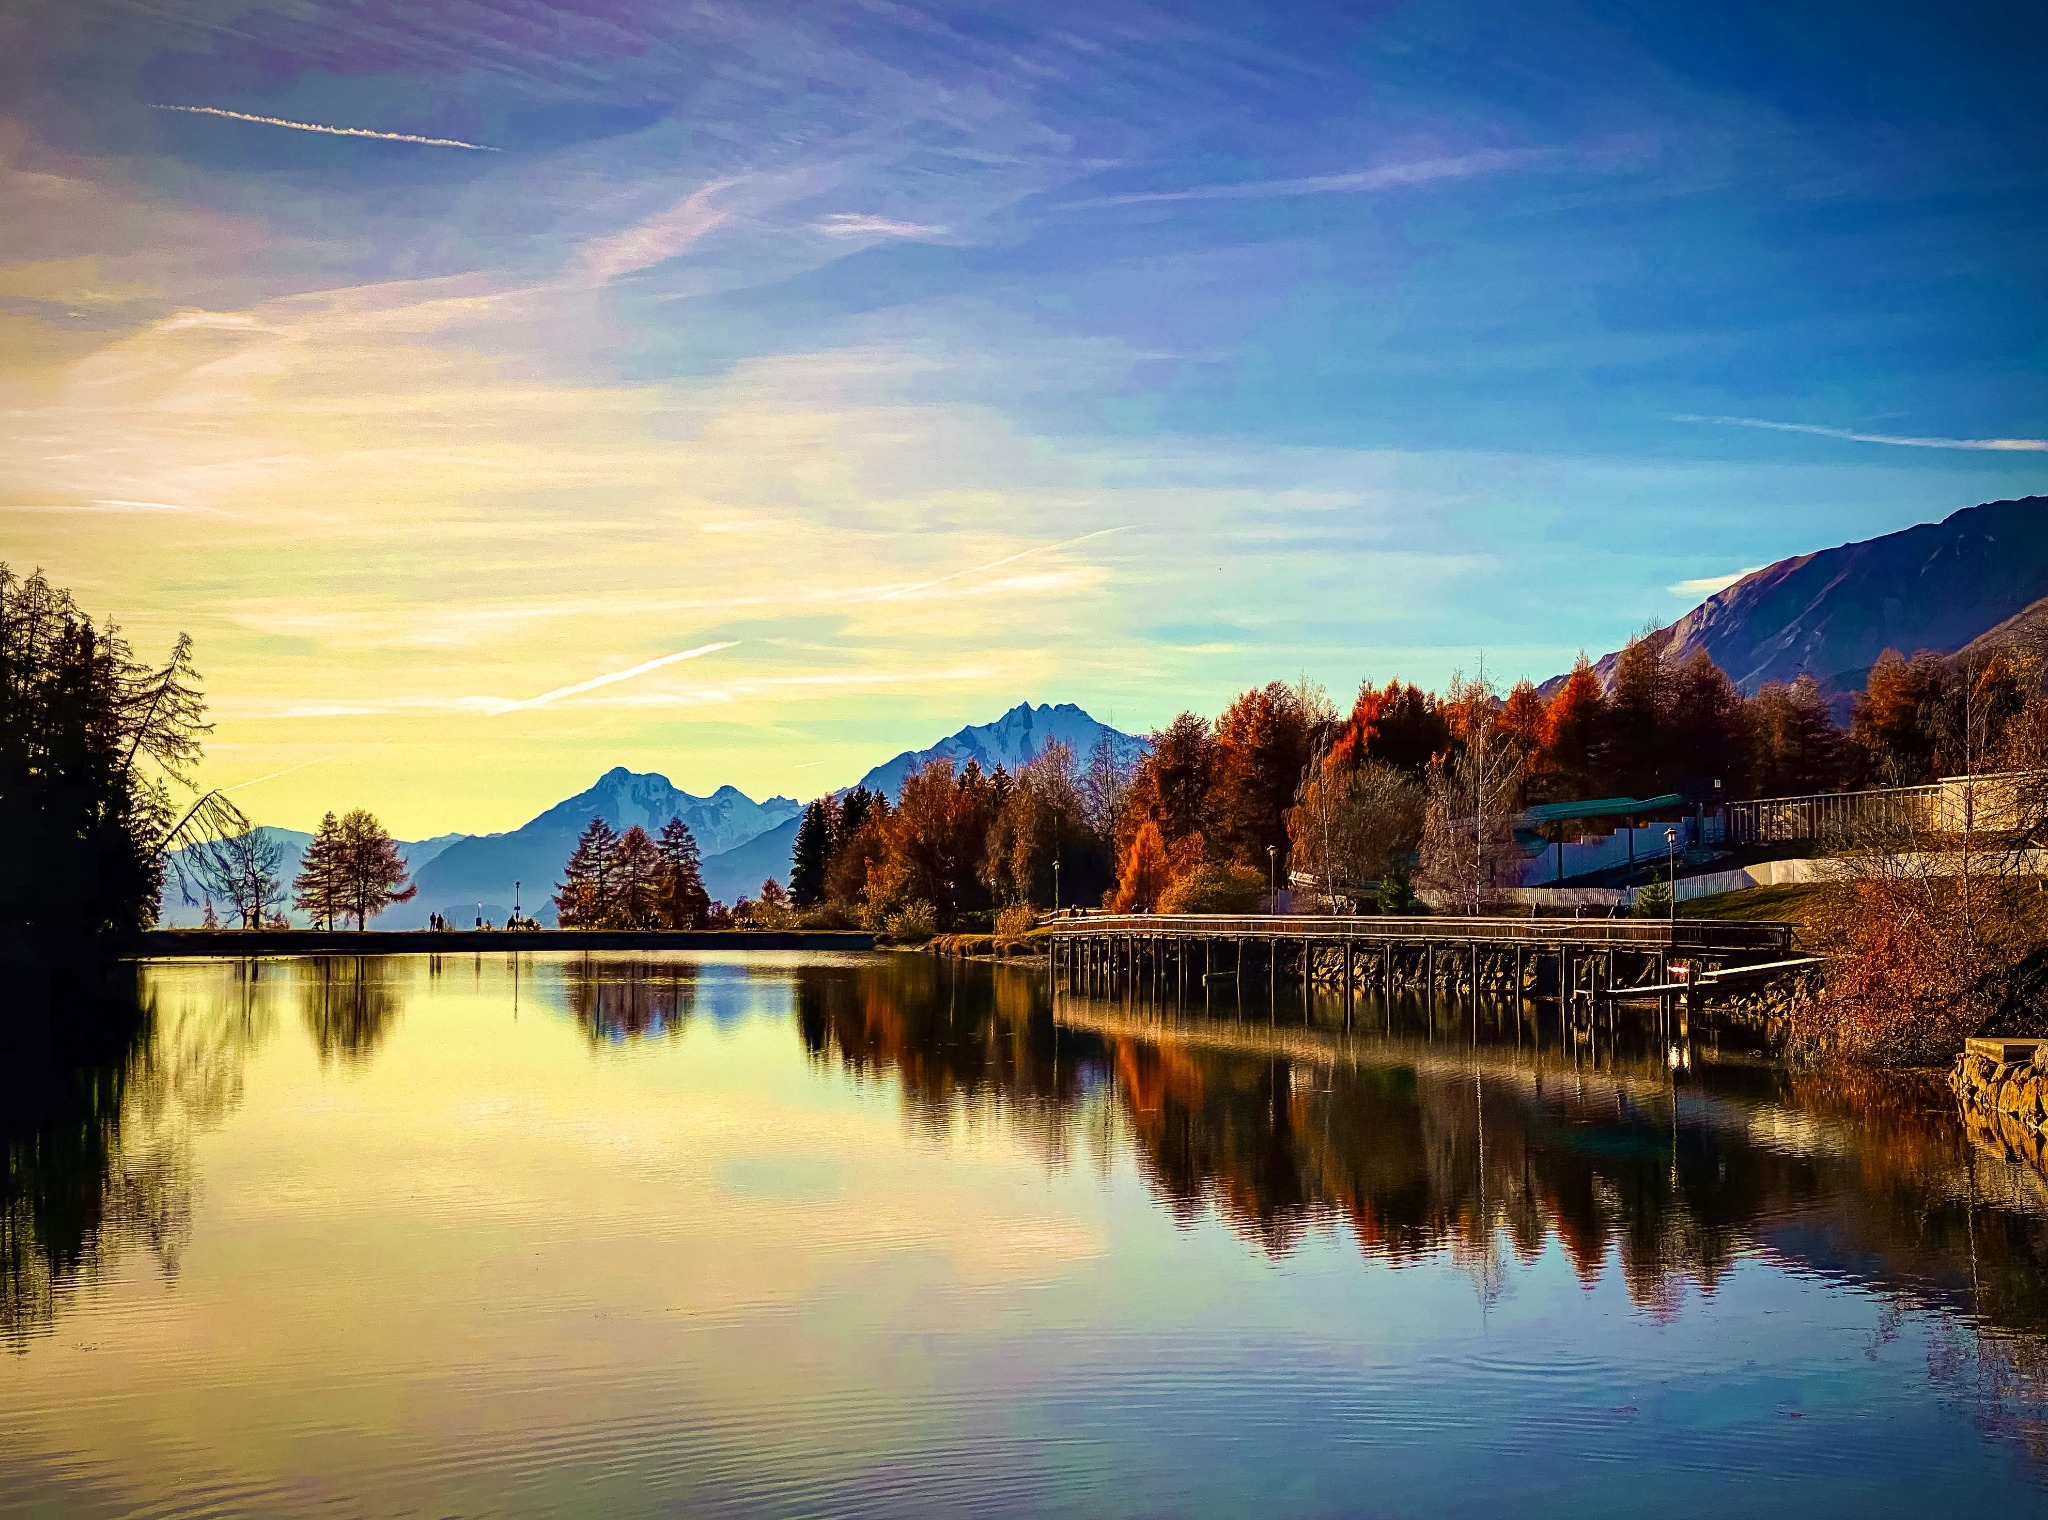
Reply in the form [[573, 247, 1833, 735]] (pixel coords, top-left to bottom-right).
[[1045, 913, 1800, 1014]]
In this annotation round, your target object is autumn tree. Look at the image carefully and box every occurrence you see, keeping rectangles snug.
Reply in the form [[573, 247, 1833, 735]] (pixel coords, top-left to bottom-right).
[[609, 825, 662, 928], [1664, 650, 1747, 798], [824, 789, 890, 911], [1110, 820, 1173, 913], [1287, 759, 1425, 897], [1080, 734, 1136, 845], [1212, 680, 1323, 868], [332, 808, 415, 929], [985, 741, 1101, 907], [1745, 676, 1845, 797], [1415, 675, 1526, 913], [653, 816, 711, 929], [1539, 657, 1605, 799], [1124, 712, 1221, 855]]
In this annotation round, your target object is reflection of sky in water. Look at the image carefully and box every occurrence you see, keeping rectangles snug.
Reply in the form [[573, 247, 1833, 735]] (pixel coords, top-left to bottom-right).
[[2, 952, 2047, 1517]]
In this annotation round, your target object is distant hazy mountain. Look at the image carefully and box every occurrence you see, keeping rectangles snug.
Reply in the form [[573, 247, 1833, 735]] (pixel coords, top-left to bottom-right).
[[393, 768, 798, 927], [1559, 496, 2048, 696], [855, 702, 1148, 799], [701, 815, 802, 906], [158, 825, 469, 927]]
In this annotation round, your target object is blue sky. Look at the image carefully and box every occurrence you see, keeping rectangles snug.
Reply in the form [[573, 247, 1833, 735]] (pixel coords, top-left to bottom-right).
[[2, 0, 2044, 831]]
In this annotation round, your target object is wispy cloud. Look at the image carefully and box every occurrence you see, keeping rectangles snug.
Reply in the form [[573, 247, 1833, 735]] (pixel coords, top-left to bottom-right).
[[1674, 414, 2048, 452], [152, 104, 497, 151], [573, 179, 737, 283], [490, 641, 739, 713], [0, 497, 215, 514], [1068, 148, 1555, 208], [1668, 567, 1762, 597], [815, 213, 949, 239]]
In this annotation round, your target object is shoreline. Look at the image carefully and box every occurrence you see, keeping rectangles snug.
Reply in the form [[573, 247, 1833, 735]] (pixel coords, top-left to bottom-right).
[[123, 928, 876, 957]]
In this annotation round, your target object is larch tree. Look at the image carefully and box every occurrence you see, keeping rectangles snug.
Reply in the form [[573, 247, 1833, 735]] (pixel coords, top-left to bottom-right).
[[334, 808, 414, 929], [1109, 820, 1172, 913], [609, 824, 662, 928]]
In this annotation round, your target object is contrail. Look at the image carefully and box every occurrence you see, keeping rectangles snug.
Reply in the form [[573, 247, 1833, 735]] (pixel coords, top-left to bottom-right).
[[494, 641, 738, 713], [220, 753, 339, 794], [1673, 414, 2048, 452], [152, 104, 498, 151], [869, 527, 1130, 603]]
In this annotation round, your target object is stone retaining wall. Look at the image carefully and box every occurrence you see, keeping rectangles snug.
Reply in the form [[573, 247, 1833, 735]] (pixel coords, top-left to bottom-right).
[[1951, 1045, 2048, 1176]]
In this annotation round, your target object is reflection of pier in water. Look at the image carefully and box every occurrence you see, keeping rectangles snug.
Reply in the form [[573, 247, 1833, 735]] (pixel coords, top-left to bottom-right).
[[1049, 913, 1808, 1022]]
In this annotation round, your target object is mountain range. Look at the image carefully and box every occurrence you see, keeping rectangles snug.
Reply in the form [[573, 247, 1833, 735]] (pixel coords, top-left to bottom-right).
[[1559, 495, 2048, 696], [164, 495, 2046, 928], [162, 705, 1147, 927]]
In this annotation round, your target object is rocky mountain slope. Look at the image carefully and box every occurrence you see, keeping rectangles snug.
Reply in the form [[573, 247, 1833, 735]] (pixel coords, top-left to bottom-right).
[[855, 702, 1147, 799], [1566, 495, 2048, 694]]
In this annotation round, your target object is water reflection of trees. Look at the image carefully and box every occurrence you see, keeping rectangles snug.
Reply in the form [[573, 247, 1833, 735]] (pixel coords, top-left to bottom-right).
[[557, 957, 699, 1044], [0, 963, 277, 1348], [794, 958, 1111, 1166], [797, 962, 2048, 1352], [298, 956, 406, 1064]]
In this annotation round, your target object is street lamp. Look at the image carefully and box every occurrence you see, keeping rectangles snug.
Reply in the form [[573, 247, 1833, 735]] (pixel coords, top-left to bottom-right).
[[513, 880, 521, 927], [1664, 828, 1678, 922], [1053, 858, 1061, 915], [1267, 845, 1277, 909]]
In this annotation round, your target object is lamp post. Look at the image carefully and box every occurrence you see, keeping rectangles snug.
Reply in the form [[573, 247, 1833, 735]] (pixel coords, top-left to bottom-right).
[[513, 880, 521, 927], [1267, 845, 1277, 911], [1053, 858, 1061, 915], [1664, 828, 1678, 922]]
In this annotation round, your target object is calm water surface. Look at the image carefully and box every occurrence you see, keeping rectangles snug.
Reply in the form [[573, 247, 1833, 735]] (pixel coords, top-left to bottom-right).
[[6, 951, 2048, 1517]]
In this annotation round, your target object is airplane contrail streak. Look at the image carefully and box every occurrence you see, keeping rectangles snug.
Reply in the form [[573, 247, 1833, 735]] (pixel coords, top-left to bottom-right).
[[152, 104, 498, 151], [494, 641, 739, 713]]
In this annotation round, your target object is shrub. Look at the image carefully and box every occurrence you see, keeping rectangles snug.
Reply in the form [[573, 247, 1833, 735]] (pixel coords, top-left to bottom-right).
[[995, 904, 1037, 940], [883, 899, 937, 943], [1375, 874, 1418, 915], [1158, 862, 1266, 914]]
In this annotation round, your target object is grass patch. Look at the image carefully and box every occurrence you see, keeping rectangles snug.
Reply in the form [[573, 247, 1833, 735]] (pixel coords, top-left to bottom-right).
[[1683, 883, 1828, 932]]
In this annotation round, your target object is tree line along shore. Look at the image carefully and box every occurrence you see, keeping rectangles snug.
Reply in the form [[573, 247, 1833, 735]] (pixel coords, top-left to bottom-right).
[[8, 561, 2046, 1064]]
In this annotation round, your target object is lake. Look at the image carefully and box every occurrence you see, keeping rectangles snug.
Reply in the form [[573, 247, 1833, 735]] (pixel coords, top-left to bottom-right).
[[5, 951, 2048, 1517]]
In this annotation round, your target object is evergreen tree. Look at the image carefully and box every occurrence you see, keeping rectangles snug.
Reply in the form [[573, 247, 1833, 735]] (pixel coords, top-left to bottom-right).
[[555, 817, 621, 928], [293, 811, 345, 929], [652, 816, 710, 928], [788, 798, 834, 907]]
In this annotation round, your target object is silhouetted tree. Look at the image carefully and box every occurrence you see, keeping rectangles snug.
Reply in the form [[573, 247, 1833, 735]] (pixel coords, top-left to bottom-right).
[[294, 812, 346, 929], [789, 798, 834, 908], [653, 816, 711, 928], [556, 817, 620, 927], [333, 809, 414, 929]]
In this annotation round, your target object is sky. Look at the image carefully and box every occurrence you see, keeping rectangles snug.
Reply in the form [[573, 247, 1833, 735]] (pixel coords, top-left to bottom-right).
[[2, 0, 2045, 837]]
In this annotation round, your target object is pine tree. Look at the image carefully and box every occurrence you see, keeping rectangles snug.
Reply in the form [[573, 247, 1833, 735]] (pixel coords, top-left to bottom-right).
[[294, 810, 345, 929], [652, 816, 710, 929], [555, 817, 620, 928], [334, 808, 415, 929], [789, 798, 834, 907]]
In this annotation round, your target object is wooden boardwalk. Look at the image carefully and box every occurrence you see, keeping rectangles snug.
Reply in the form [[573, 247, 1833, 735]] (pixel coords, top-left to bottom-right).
[[1045, 913, 1798, 1011]]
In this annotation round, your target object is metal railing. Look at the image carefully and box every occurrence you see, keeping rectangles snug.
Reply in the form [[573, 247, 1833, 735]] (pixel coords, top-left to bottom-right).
[[1723, 785, 1940, 846]]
